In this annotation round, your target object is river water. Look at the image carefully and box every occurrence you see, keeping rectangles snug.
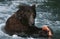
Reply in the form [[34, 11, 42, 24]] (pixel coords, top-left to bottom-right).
[[0, 0, 60, 39]]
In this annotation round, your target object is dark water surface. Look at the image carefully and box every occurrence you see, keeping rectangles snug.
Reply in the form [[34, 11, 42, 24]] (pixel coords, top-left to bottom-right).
[[0, 0, 60, 39]]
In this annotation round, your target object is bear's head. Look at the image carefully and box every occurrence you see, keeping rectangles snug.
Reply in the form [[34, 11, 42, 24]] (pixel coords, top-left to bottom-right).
[[16, 5, 36, 26]]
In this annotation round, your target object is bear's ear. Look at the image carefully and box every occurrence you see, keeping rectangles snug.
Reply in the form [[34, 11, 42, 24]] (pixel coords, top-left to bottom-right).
[[31, 5, 36, 12], [31, 5, 36, 18], [31, 5, 35, 10]]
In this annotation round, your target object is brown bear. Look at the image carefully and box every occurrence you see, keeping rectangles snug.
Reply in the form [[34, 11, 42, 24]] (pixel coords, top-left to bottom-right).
[[4, 5, 53, 38]]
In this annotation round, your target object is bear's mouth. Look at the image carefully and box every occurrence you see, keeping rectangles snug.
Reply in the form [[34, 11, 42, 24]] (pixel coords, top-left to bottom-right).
[[28, 14, 35, 26]]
